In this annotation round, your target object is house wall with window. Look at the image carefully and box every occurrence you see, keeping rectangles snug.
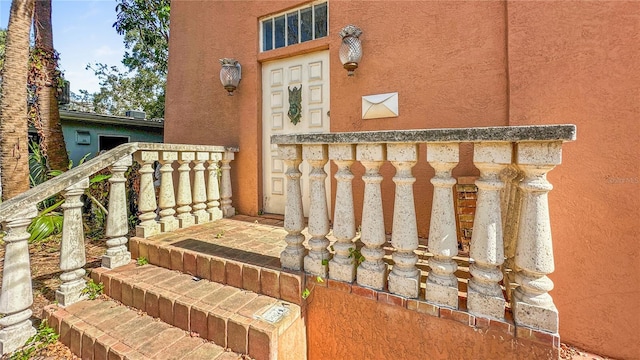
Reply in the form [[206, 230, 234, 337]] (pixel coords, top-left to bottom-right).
[[165, 1, 638, 358], [59, 110, 164, 165]]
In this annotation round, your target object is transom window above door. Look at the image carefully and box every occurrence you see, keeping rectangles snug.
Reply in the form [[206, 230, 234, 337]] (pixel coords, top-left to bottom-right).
[[261, 2, 328, 52]]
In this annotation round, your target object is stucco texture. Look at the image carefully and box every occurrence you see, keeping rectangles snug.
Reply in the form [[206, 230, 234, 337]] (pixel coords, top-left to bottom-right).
[[165, 1, 639, 358], [307, 287, 556, 360], [507, 2, 639, 358]]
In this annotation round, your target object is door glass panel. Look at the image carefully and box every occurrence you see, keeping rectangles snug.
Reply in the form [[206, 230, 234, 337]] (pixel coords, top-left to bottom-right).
[[287, 12, 299, 46], [263, 20, 273, 51], [274, 15, 286, 49]]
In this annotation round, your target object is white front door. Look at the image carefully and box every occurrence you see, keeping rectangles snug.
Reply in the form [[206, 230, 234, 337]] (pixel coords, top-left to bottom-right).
[[262, 51, 330, 216]]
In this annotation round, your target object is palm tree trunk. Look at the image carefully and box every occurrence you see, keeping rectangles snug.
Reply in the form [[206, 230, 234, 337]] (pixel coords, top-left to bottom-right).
[[34, 0, 69, 171], [0, 0, 35, 201]]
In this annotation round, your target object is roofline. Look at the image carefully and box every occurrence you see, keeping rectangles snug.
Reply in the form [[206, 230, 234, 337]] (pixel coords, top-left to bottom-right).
[[59, 109, 164, 129]]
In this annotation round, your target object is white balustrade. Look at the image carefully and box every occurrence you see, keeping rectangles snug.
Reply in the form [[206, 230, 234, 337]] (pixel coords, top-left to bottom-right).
[[273, 125, 574, 331], [512, 141, 562, 333], [56, 178, 90, 307], [0, 143, 237, 353], [387, 143, 420, 299], [303, 145, 331, 277], [0, 206, 38, 355], [103, 155, 133, 269], [279, 144, 306, 270], [425, 143, 460, 308], [329, 144, 357, 282], [192, 152, 210, 224], [220, 151, 236, 217], [467, 142, 511, 320], [356, 144, 387, 290], [158, 151, 179, 232], [206, 153, 223, 221], [134, 151, 160, 237]]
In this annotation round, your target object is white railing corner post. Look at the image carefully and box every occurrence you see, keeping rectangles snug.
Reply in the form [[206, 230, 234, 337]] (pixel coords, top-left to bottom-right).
[[0, 206, 38, 355], [56, 178, 90, 307], [303, 144, 331, 277], [206, 153, 223, 221], [134, 151, 160, 237], [513, 141, 563, 333], [279, 144, 307, 271], [103, 155, 133, 269], [467, 142, 511, 320], [425, 143, 460, 309], [176, 152, 196, 228], [158, 151, 179, 232], [329, 144, 357, 282], [356, 144, 387, 290], [192, 152, 210, 224], [220, 151, 236, 217], [387, 143, 420, 298]]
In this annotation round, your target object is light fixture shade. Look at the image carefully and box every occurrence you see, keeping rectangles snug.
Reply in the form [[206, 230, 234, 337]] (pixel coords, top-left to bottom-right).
[[219, 58, 241, 95], [339, 25, 363, 76]]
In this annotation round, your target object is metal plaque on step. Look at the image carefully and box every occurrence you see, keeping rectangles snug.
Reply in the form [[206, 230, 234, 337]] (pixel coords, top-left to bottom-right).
[[257, 304, 290, 324]]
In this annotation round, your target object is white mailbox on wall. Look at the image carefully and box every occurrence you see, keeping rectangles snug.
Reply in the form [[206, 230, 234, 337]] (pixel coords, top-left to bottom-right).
[[362, 92, 399, 119]]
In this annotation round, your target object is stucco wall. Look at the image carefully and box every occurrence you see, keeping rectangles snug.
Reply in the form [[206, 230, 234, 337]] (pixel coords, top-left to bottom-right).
[[165, 1, 639, 358], [506, 2, 639, 358], [307, 286, 557, 360]]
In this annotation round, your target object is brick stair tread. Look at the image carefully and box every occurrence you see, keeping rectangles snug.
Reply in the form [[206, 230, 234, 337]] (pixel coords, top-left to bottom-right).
[[43, 298, 243, 360], [91, 263, 301, 359]]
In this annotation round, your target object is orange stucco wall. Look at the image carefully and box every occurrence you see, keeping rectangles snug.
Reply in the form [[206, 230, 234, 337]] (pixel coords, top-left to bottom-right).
[[506, 2, 639, 359], [165, 1, 639, 358], [307, 286, 556, 360]]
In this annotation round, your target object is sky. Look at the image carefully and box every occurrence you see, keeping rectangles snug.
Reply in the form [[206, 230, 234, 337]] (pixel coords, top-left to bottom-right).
[[0, 0, 127, 94]]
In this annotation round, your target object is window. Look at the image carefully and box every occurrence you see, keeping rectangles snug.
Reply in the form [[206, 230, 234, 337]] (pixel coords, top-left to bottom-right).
[[261, 2, 328, 52], [99, 135, 129, 152]]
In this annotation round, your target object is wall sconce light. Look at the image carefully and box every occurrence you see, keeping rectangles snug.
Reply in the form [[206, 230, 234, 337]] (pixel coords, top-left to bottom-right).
[[339, 25, 363, 76], [219, 58, 242, 96]]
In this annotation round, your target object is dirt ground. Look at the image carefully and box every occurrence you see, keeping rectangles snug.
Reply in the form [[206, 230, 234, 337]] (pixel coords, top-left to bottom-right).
[[0, 234, 106, 359], [0, 234, 611, 359]]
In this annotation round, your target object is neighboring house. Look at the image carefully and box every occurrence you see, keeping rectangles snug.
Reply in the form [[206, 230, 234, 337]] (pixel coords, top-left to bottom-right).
[[164, 1, 637, 359], [30, 109, 164, 165]]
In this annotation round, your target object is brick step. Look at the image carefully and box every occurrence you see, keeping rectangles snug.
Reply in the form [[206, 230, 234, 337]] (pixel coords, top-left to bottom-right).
[[43, 298, 242, 360], [90, 263, 306, 360], [129, 237, 304, 306]]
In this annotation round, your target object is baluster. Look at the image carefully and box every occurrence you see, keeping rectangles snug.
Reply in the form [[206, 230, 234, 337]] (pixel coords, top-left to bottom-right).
[[303, 145, 331, 277], [193, 152, 210, 224], [206, 153, 223, 221], [103, 155, 133, 269], [425, 143, 459, 308], [387, 143, 420, 298], [512, 141, 562, 333], [176, 152, 195, 228], [220, 151, 236, 217], [134, 151, 160, 237], [500, 164, 524, 301], [279, 145, 306, 270], [158, 151, 179, 232], [56, 178, 90, 307], [467, 142, 511, 320], [0, 206, 37, 355], [356, 144, 387, 290], [329, 144, 357, 282]]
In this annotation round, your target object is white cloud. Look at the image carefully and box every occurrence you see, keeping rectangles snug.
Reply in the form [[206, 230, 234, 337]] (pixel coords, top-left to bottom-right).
[[93, 45, 120, 57]]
